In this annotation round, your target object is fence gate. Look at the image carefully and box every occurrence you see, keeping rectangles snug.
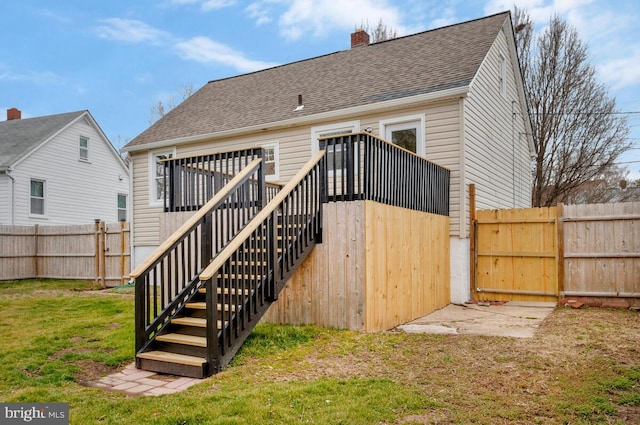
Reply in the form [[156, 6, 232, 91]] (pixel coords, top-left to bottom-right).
[[471, 205, 561, 303]]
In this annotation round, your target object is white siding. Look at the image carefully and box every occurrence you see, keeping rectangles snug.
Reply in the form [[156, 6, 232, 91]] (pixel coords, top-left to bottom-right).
[[131, 99, 464, 247], [9, 116, 129, 226], [0, 175, 10, 224], [463, 23, 532, 237]]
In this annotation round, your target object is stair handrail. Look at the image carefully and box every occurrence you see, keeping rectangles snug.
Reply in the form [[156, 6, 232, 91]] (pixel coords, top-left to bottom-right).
[[130, 158, 263, 279], [198, 150, 325, 372], [199, 151, 325, 281], [134, 158, 265, 353]]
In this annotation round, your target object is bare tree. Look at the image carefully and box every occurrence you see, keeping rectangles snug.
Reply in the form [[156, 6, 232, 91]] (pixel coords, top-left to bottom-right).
[[359, 18, 397, 43], [514, 8, 630, 206], [148, 84, 194, 125]]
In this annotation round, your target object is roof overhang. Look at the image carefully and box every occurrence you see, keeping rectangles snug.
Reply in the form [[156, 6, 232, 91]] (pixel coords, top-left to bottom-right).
[[123, 85, 470, 153]]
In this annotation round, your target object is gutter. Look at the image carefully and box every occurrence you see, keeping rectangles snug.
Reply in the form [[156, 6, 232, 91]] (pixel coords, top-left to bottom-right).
[[123, 86, 470, 153]]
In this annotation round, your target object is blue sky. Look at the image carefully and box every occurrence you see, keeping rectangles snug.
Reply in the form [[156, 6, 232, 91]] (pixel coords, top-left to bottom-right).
[[1, 0, 639, 179]]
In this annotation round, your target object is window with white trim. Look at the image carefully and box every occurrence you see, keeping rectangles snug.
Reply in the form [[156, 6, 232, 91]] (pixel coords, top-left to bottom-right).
[[117, 193, 127, 222], [499, 53, 506, 97], [380, 115, 425, 156], [259, 142, 280, 181], [149, 149, 175, 206], [311, 121, 360, 174], [30, 179, 45, 216], [79, 136, 89, 161]]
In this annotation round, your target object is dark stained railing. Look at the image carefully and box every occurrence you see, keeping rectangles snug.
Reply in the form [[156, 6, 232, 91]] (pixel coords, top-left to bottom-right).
[[198, 151, 325, 373], [319, 132, 450, 216], [163, 148, 281, 212], [133, 159, 265, 354]]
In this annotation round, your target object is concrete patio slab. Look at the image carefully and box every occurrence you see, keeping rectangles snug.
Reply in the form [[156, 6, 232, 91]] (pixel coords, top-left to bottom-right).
[[397, 302, 556, 338]]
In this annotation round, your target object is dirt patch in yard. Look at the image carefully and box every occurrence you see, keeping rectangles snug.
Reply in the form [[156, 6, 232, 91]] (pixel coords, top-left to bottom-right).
[[239, 307, 640, 424]]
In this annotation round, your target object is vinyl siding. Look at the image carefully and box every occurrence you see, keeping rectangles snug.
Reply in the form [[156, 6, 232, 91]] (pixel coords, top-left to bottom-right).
[[0, 175, 10, 224], [131, 98, 464, 246], [463, 22, 532, 237], [8, 116, 129, 225]]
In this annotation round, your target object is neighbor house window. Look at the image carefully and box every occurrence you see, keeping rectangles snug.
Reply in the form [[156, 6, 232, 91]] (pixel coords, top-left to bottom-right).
[[380, 115, 425, 156], [79, 136, 89, 161], [30, 179, 45, 215], [259, 142, 280, 181], [149, 149, 175, 206], [117, 194, 127, 222], [311, 121, 360, 174], [499, 54, 506, 97]]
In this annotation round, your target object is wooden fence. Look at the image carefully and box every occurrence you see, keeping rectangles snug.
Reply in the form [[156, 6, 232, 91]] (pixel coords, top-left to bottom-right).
[[0, 221, 130, 287], [471, 185, 640, 305]]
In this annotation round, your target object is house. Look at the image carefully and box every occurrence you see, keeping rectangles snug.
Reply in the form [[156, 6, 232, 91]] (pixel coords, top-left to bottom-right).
[[0, 109, 130, 225], [124, 11, 533, 377]]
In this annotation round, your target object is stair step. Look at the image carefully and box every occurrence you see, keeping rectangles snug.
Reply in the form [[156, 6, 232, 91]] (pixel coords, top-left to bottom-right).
[[156, 333, 206, 347], [171, 316, 224, 329], [171, 317, 206, 327], [185, 302, 237, 312], [137, 350, 205, 367]]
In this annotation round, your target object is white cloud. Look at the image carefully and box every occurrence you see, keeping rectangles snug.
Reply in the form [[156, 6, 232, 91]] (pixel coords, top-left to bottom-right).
[[598, 50, 640, 91], [35, 8, 72, 24], [169, 0, 237, 11], [0, 68, 63, 85], [95, 18, 171, 44], [246, 0, 405, 41], [175, 36, 279, 72]]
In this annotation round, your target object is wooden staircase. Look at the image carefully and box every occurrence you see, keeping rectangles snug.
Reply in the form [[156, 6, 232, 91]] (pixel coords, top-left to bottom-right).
[[132, 151, 326, 378]]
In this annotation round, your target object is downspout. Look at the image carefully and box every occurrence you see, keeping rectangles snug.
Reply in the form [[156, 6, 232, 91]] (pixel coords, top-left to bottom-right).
[[6, 169, 15, 225]]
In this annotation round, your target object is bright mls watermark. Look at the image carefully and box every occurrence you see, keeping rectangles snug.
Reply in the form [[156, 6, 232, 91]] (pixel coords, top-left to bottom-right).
[[1, 403, 68, 424]]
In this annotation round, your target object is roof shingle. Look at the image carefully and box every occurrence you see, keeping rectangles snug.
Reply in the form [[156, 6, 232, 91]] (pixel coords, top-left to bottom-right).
[[0, 111, 86, 169], [126, 12, 510, 148]]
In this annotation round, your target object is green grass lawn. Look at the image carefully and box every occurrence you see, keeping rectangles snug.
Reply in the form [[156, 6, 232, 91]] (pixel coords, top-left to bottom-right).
[[0, 279, 638, 424]]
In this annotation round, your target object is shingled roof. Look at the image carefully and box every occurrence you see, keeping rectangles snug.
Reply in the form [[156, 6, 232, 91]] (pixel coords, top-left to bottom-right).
[[0, 111, 86, 170], [126, 11, 510, 149]]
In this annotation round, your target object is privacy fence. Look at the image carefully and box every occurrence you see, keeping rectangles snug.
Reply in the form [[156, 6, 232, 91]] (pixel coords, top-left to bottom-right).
[[470, 184, 640, 306], [0, 221, 130, 287]]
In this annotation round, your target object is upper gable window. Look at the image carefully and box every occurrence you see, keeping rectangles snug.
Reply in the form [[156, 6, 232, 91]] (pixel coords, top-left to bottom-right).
[[380, 115, 426, 157], [499, 54, 506, 97], [79, 136, 89, 161]]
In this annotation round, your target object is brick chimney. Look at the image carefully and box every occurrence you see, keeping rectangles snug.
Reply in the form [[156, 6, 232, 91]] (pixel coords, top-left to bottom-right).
[[7, 108, 21, 120], [351, 29, 370, 48]]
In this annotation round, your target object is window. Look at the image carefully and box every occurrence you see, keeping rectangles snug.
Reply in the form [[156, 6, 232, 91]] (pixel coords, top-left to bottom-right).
[[380, 115, 425, 156], [30, 179, 45, 215], [79, 136, 89, 161], [499, 54, 506, 97], [149, 149, 175, 206], [259, 142, 280, 181], [117, 194, 127, 222], [311, 121, 360, 174]]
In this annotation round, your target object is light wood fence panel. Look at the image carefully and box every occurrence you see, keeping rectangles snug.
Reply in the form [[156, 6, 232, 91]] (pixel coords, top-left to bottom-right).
[[563, 202, 640, 298], [0, 222, 130, 286], [0, 225, 37, 280], [474, 206, 559, 303]]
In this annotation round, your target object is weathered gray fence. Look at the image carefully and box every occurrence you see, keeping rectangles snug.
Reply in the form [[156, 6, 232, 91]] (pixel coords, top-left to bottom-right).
[[0, 221, 130, 287]]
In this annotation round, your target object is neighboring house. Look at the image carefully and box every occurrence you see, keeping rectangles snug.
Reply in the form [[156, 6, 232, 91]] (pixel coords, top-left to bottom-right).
[[124, 11, 533, 306], [0, 108, 130, 225]]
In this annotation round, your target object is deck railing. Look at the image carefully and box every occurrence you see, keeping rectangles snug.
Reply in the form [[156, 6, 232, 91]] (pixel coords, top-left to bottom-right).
[[133, 158, 265, 354], [320, 132, 450, 216], [198, 151, 325, 372], [163, 148, 281, 212]]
